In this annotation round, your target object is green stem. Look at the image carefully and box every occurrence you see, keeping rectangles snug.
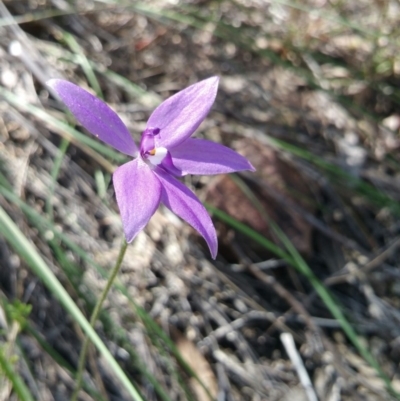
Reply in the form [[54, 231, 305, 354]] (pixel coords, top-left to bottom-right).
[[71, 240, 128, 401]]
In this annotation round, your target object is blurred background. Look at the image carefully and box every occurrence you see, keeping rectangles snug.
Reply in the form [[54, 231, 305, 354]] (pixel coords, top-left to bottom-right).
[[1, 0, 400, 400]]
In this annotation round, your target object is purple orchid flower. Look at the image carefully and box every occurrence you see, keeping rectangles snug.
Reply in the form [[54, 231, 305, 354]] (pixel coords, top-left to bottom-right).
[[47, 77, 254, 258]]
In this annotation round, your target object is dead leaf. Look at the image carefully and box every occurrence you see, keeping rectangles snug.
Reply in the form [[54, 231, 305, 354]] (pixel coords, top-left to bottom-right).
[[206, 138, 314, 257], [173, 331, 218, 401]]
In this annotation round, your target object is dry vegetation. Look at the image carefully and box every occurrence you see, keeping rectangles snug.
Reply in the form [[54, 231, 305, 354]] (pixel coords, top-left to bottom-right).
[[1, 0, 400, 400]]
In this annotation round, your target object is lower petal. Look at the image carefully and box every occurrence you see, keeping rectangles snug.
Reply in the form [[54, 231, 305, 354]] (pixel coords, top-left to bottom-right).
[[154, 168, 218, 259], [170, 139, 255, 175], [113, 158, 161, 242]]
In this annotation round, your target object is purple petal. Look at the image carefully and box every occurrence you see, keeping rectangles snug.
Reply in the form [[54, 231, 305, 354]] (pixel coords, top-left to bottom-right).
[[113, 159, 161, 242], [147, 77, 219, 150], [170, 138, 255, 176], [48, 79, 138, 156], [159, 152, 182, 176], [155, 168, 218, 259], [139, 128, 159, 155]]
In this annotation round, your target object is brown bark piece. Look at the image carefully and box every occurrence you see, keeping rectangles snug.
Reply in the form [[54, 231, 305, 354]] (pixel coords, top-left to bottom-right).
[[206, 138, 314, 256], [175, 334, 218, 401]]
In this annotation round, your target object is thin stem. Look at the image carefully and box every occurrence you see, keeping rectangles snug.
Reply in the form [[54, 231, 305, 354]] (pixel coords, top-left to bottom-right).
[[71, 239, 128, 401]]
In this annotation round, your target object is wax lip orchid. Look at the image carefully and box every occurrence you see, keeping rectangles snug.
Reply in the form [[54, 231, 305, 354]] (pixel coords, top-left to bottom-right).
[[47, 77, 255, 259]]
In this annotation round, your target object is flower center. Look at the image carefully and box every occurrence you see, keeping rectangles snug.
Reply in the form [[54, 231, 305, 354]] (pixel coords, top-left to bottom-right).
[[146, 147, 168, 165], [139, 127, 180, 174]]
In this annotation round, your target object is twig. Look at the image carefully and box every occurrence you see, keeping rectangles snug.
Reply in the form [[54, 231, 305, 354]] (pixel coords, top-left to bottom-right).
[[247, 263, 319, 333], [280, 332, 318, 401]]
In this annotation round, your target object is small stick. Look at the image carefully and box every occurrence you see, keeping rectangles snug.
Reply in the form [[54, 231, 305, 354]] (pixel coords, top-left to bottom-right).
[[280, 332, 318, 401]]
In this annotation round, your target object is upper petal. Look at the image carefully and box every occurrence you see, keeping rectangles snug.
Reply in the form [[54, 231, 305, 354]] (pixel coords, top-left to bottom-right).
[[113, 158, 161, 242], [154, 168, 218, 259], [147, 77, 219, 150], [170, 138, 255, 176], [48, 79, 138, 156]]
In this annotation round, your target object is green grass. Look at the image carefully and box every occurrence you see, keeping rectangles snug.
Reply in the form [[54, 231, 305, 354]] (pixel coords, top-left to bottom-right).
[[0, 204, 144, 401]]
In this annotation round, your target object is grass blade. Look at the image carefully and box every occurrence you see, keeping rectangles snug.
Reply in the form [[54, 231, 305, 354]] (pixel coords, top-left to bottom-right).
[[0, 184, 214, 400], [61, 30, 104, 99], [0, 348, 35, 401], [0, 205, 144, 401]]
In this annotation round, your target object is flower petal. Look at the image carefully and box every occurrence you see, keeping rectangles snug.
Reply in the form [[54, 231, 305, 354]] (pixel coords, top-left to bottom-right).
[[48, 79, 138, 156], [147, 77, 219, 150], [155, 168, 218, 259], [159, 152, 182, 176], [113, 159, 161, 242], [170, 138, 255, 176]]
